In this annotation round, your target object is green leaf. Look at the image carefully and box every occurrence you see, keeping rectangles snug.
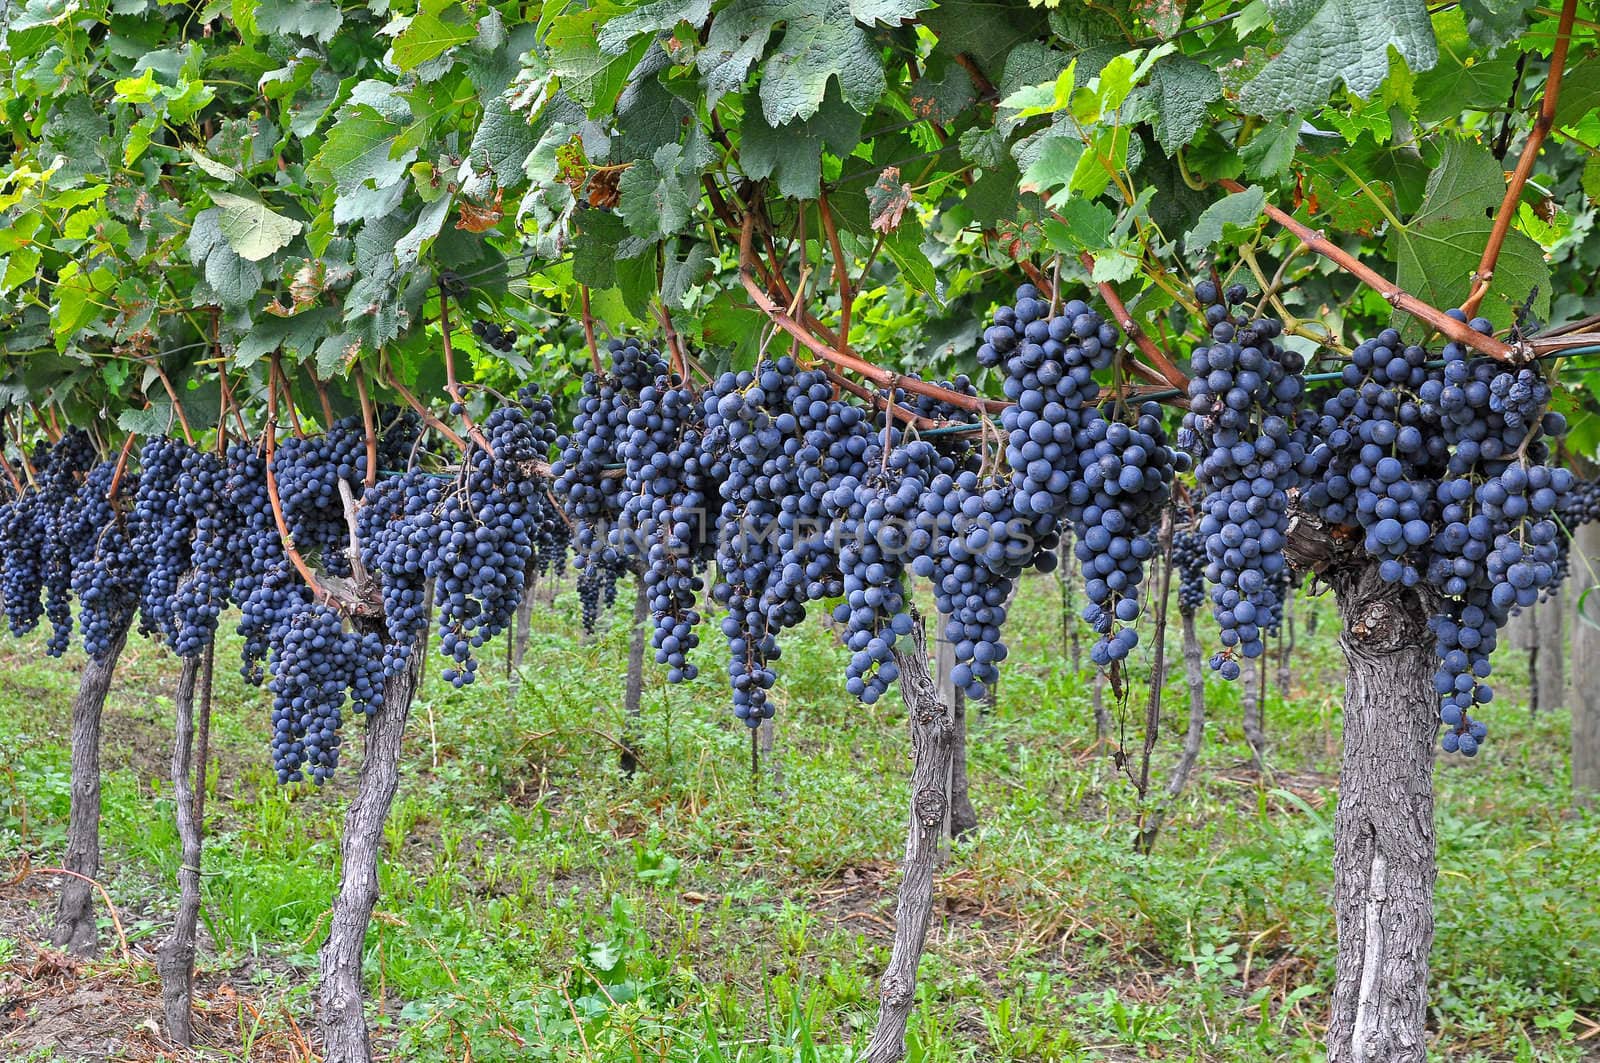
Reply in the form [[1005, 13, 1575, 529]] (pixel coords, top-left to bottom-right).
[[549, 4, 651, 115], [660, 239, 712, 306], [596, 0, 710, 54], [881, 218, 939, 302], [848, 0, 929, 25], [572, 210, 631, 290], [1239, 116, 1298, 180], [395, 194, 453, 268], [391, 8, 478, 71], [0, 247, 41, 295], [1042, 198, 1115, 252], [204, 246, 264, 308], [1555, 58, 1600, 130], [1017, 132, 1085, 200], [470, 90, 541, 179], [698, 0, 886, 123], [254, 0, 344, 42], [1392, 218, 1549, 336], [1414, 9, 1518, 123], [310, 82, 417, 193], [211, 191, 302, 261], [1413, 137, 1503, 228], [1238, 0, 1438, 113], [739, 86, 864, 200], [908, 59, 976, 125], [1187, 186, 1266, 249], [1139, 55, 1220, 155], [616, 134, 714, 239], [120, 402, 178, 437], [1460, 0, 1536, 49], [1582, 156, 1600, 204]]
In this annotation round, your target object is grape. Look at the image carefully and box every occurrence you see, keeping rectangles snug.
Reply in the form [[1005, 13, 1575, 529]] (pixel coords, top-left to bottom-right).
[[1180, 283, 1303, 675], [1171, 515, 1207, 615]]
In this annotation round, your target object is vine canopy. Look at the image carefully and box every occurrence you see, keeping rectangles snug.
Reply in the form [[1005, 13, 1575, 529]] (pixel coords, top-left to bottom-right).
[[2, 0, 1598, 448]]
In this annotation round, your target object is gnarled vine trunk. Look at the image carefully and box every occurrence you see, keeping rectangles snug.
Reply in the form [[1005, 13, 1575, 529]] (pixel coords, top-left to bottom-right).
[[935, 613, 977, 842], [157, 648, 212, 1045], [1325, 561, 1437, 1063], [318, 631, 426, 1063], [53, 626, 129, 955], [865, 619, 953, 1063]]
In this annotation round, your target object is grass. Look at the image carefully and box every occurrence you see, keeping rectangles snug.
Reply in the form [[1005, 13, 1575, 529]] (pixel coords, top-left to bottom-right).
[[0, 569, 1596, 1061]]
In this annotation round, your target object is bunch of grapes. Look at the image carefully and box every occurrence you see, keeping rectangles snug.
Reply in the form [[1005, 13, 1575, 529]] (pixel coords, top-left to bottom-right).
[[429, 407, 548, 687], [170, 448, 245, 657], [60, 461, 147, 660], [40, 431, 97, 654], [130, 437, 193, 646], [471, 318, 518, 353], [1070, 403, 1183, 665], [1180, 281, 1304, 679], [1171, 519, 1207, 615], [1300, 312, 1570, 753]]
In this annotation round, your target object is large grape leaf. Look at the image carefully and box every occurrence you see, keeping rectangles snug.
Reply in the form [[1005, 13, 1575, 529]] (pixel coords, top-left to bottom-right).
[[1393, 217, 1549, 334], [848, 0, 930, 25], [1238, 0, 1437, 113], [1460, 0, 1537, 48], [254, 0, 343, 42], [391, 8, 477, 71], [616, 133, 714, 239], [1413, 10, 1518, 123], [1138, 55, 1222, 155], [1186, 186, 1266, 250], [310, 81, 416, 192], [1412, 137, 1502, 227], [212, 191, 301, 261], [697, 0, 886, 123], [739, 87, 864, 199], [596, 0, 710, 53], [548, 4, 652, 116]]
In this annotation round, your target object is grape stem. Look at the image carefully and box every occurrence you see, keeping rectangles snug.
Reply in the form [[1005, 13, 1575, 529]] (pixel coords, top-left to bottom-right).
[[106, 432, 137, 503], [354, 364, 378, 489], [437, 289, 497, 460], [336, 477, 371, 589], [579, 286, 603, 376], [822, 369, 940, 431], [1077, 252, 1191, 389], [383, 364, 467, 452], [144, 361, 195, 445], [1219, 179, 1520, 361], [266, 354, 334, 605], [1463, 0, 1579, 319]]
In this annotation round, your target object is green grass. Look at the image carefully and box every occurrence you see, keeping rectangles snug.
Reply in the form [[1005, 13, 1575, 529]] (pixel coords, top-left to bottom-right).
[[0, 571, 1596, 1061]]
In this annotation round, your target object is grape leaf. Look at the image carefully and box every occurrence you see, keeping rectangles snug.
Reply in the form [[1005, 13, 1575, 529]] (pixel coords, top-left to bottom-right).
[[739, 86, 864, 199], [1042, 198, 1115, 252], [617, 133, 714, 239], [254, 0, 343, 42], [1460, 0, 1536, 48], [597, 0, 711, 54], [1239, 115, 1298, 179], [548, 4, 651, 115], [1138, 55, 1221, 155], [698, 0, 886, 123], [204, 245, 264, 308], [848, 0, 929, 25], [1555, 58, 1600, 130], [1187, 186, 1266, 249], [470, 89, 540, 179], [908, 60, 976, 124], [391, 8, 477, 71], [869, 167, 912, 233], [1238, 0, 1438, 113], [1392, 216, 1549, 335], [1413, 137, 1502, 227], [311, 82, 416, 192], [1414, 9, 1518, 123], [212, 191, 301, 261]]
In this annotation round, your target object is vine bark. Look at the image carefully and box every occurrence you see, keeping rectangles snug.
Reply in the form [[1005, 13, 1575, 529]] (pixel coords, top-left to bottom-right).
[[157, 648, 212, 1045], [865, 618, 953, 1063], [318, 630, 426, 1063], [53, 626, 129, 955]]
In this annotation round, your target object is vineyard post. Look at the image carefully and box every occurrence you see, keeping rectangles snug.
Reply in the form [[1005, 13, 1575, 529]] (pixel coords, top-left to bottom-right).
[[620, 575, 647, 776], [1135, 603, 1207, 854], [156, 647, 212, 1045], [1056, 540, 1081, 675], [1572, 522, 1600, 799], [52, 626, 130, 955], [1241, 643, 1266, 772], [866, 615, 954, 1063], [1535, 589, 1565, 716], [1289, 522, 1438, 1062], [318, 628, 427, 1063], [935, 612, 977, 841]]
